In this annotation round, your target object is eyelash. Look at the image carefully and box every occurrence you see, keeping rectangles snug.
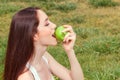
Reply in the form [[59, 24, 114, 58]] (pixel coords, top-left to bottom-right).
[[45, 23, 49, 26]]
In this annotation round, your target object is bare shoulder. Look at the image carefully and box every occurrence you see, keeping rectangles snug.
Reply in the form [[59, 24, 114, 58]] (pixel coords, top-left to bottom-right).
[[44, 51, 54, 61], [44, 51, 51, 56], [17, 70, 34, 80]]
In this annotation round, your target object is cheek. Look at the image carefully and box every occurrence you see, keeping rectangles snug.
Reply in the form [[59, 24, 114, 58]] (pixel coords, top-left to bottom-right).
[[39, 29, 52, 38], [38, 29, 52, 45]]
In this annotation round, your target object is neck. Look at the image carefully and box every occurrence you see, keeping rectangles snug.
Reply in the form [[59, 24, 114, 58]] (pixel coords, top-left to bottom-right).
[[29, 44, 47, 68]]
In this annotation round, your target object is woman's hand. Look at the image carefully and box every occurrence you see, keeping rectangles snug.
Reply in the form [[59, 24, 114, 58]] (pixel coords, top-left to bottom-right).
[[61, 25, 84, 80], [62, 25, 76, 52]]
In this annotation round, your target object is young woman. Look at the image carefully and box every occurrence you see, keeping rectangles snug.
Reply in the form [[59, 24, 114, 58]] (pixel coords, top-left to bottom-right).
[[3, 7, 84, 80]]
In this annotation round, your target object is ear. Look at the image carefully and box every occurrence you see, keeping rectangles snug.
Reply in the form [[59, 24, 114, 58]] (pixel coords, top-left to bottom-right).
[[33, 32, 40, 41]]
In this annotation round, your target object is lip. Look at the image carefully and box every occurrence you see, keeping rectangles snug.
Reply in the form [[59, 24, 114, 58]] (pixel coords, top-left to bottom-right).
[[52, 33, 56, 38], [52, 30, 55, 37]]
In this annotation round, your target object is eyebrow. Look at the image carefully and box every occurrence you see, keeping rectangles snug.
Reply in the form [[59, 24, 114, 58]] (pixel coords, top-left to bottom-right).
[[45, 18, 48, 22]]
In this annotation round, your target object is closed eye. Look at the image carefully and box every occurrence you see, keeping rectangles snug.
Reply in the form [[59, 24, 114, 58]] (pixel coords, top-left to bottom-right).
[[45, 23, 50, 26]]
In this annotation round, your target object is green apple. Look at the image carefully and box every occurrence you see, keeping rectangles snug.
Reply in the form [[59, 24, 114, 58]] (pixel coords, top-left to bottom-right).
[[54, 26, 67, 41]]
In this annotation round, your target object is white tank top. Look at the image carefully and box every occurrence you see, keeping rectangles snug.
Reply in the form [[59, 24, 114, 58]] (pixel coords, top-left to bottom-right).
[[26, 56, 54, 80]]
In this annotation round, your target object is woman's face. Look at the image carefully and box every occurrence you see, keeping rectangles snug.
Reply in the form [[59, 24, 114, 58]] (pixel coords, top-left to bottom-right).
[[35, 10, 57, 46]]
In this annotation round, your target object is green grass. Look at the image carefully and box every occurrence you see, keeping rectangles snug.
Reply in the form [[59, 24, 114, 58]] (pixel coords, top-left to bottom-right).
[[0, 0, 120, 80], [0, 37, 7, 80], [0, 3, 23, 15], [55, 2, 77, 12], [88, 0, 119, 8], [80, 35, 120, 54]]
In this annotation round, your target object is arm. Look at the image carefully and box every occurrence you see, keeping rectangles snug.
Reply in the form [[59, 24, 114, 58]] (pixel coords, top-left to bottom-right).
[[65, 49, 84, 80], [44, 52, 72, 80], [45, 50, 84, 80], [62, 25, 84, 80]]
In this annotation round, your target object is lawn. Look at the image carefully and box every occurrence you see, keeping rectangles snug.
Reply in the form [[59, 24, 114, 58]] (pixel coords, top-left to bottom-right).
[[0, 0, 120, 80]]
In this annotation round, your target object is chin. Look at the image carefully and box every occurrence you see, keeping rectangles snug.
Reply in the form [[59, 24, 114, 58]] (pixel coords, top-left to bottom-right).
[[51, 42, 58, 46], [45, 37, 58, 46], [51, 38, 58, 46]]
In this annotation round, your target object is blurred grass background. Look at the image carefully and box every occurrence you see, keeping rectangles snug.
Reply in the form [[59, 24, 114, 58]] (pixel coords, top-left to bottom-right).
[[0, 0, 120, 80]]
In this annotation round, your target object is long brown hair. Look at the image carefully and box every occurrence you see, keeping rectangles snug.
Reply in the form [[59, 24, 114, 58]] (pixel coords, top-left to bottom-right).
[[4, 7, 40, 80]]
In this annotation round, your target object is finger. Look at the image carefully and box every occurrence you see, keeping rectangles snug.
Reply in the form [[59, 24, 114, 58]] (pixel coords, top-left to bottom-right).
[[64, 34, 76, 43], [63, 32, 71, 42], [64, 26, 73, 31], [65, 36, 76, 44], [63, 25, 72, 28], [62, 27, 73, 33], [66, 37, 72, 43]]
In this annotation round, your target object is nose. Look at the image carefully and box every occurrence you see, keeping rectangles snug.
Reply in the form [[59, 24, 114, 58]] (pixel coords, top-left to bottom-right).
[[51, 22, 56, 30]]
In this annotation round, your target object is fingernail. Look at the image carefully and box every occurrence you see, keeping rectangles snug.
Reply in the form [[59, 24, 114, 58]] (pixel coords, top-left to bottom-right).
[[62, 30, 64, 33]]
